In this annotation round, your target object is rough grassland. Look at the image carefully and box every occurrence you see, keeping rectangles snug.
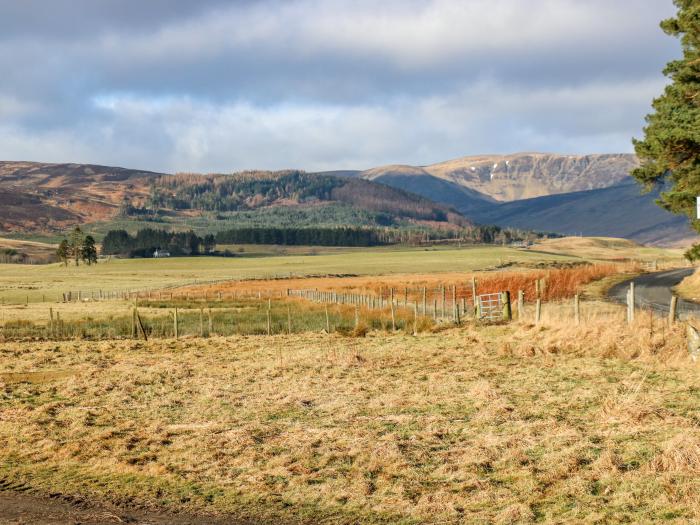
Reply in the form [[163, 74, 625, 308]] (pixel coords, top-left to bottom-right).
[[530, 236, 683, 263], [1, 321, 698, 523], [0, 245, 573, 303], [676, 268, 700, 302]]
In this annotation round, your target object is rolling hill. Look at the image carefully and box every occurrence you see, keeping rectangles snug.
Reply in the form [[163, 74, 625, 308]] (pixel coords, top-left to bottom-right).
[[467, 178, 694, 246], [0, 162, 471, 235], [0, 161, 161, 232], [148, 170, 469, 228]]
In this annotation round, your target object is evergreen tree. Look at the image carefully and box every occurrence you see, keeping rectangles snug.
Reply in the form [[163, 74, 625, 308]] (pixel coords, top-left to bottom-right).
[[101, 230, 131, 255], [203, 234, 216, 254], [69, 226, 85, 266], [82, 235, 98, 265], [56, 239, 69, 266], [632, 0, 700, 259]]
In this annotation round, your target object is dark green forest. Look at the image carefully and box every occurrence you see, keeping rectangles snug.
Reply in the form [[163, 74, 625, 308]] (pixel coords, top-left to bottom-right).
[[216, 227, 382, 246], [100, 224, 549, 257], [102, 228, 215, 257]]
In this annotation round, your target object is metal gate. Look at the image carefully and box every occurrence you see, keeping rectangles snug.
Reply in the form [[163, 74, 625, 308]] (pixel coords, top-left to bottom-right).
[[478, 293, 503, 321]]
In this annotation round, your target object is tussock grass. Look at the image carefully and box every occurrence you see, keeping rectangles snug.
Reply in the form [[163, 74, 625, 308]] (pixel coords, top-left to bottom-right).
[[530, 236, 684, 263], [0, 318, 699, 523], [676, 267, 700, 302], [186, 264, 625, 305], [0, 297, 430, 340]]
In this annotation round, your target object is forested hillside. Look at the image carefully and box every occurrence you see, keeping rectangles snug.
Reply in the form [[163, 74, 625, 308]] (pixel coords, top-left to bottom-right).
[[144, 170, 468, 228]]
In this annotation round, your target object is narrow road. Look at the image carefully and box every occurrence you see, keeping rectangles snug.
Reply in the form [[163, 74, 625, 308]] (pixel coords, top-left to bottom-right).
[[607, 267, 700, 316]]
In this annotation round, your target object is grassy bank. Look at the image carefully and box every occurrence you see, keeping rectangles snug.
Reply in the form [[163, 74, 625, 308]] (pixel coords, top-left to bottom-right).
[[0, 321, 697, 523], [675, 267, 700, 302]]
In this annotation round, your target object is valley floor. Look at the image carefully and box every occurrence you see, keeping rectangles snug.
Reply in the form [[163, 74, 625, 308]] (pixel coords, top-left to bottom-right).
[[1, 321, 698, 524]]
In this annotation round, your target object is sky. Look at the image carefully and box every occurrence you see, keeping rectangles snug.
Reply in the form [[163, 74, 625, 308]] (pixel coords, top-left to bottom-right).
[[0, 0, 680, 173]]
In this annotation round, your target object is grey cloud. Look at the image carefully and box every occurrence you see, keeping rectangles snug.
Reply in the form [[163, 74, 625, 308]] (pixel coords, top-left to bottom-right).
[[0, 0, 681, 171]]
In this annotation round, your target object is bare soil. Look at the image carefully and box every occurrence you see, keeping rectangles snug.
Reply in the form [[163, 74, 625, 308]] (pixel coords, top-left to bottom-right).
[[0, 490, 251, 525]]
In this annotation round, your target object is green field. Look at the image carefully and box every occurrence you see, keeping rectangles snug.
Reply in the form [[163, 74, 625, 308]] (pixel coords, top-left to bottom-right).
[[0, 245, 574, 304]]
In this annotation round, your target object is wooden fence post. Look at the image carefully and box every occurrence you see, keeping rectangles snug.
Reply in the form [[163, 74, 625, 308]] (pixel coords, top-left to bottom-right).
[[131, 307, 137, 338], [325, 305, 330, 333], [574, 294, 580, 325], [49, 308, 54, 338], [452, 285, 457, 323], [669, 295, 678, 325], [501, 291, 512, 321], [208, 308, 213, 336], [174, 308, 179, 339], [413, 303, 418, 335], [471, 277, 478, 315], [441, 286, 446, 318], [135, 308, 147, 341], [267, 304, 272, 336], [627, 282, 635, 324], [422, 287, 427, 316], [199, 308, 204, 337], [354, 305, 359, 329], [535, 299, 541, 324], [517, 290, 524, 319]]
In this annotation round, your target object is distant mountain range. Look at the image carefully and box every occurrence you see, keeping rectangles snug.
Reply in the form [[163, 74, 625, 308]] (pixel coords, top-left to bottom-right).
[[357, 153, 638, 201], [317, 153, 692, 246], [0, 153, 695, 246]]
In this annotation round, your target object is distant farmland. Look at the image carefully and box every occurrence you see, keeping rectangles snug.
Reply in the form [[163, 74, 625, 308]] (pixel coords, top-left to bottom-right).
[[0, 244, 575, 304]]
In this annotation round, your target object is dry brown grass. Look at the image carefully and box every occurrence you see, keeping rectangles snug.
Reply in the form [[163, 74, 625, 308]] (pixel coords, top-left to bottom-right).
[[180, 264, 625, 305], [0, 315, 698, 523], [530, 236, 684, 263], [676, 267, 700, 302]]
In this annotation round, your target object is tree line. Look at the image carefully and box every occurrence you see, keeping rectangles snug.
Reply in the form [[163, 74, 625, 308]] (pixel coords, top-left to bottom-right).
[[101, 228, 216, 257], [215, 227, 383, 246], [94, 223, 551, 259]]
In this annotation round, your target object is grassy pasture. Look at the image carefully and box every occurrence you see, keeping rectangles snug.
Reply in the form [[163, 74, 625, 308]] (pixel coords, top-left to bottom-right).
[[0, 245, 574, 304], [0, 320, 698, 523], [530, 236, 684, 264]]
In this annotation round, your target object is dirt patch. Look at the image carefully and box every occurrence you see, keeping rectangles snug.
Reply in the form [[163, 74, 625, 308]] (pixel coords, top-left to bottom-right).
[[0, 491, 252, 525], [0, 370, 75, 384]]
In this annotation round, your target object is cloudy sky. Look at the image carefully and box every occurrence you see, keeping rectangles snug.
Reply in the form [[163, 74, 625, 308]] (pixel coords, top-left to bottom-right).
[[0, 0, 680, 173]]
